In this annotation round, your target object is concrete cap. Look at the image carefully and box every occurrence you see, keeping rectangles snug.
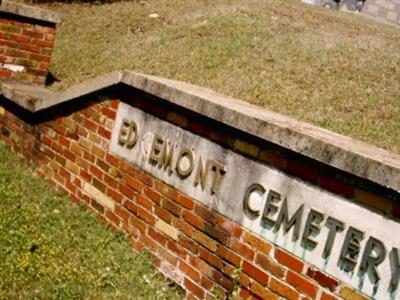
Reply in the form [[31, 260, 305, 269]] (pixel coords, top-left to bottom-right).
[[1, 0, 62, 24], [1, 70, 400, 193]]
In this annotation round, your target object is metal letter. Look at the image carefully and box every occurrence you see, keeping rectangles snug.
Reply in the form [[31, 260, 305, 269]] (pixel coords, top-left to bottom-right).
[[126, 121, 139, 149], [302, 209, 324, 250], [323, 217, 345, 258], [359, 237, 386, 283], [262, 190, 282, 227], [339, 226, 364, 271], [149, 134, 164, 165], [210, 161, 226, 194], [118, 118, 131, 147], [176, 148, 195, 178], [243, 183, 266, 220], [194, 156, 209, 190], [158, 140, 174, 174], [389, 248, 400, 292], [274, 199, 304, 242]]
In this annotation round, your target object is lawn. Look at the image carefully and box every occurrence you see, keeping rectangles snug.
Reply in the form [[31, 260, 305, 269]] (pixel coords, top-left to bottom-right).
[[23, 0, 400, 154], [0, 144, 182, 299]]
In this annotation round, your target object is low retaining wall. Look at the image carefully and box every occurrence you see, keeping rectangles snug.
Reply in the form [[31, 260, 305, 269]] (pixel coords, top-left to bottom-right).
[[1, 71, 400, 299], [0, 1, 61, 84]]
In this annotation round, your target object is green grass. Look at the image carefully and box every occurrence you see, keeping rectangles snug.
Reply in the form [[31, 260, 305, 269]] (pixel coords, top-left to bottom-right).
[[0, 144, 183, 300], [21, 0, 400, 153]]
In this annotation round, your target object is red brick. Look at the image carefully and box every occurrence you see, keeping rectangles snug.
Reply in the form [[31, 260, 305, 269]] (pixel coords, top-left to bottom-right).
[[194, 204, 217, 224], [30, 53, 50, 63], [249, 281, 279, 300], [144, 186, 161, 204], [242, 260, 269, 284], [129, 215, 147, 233], [287, 161, 319, 184], [106, 187, 123, 203], [230, 238, 255, 261], [216, 216, 242, 238], [89, 164, 104, 180], [97, 126, 111, 140], [106, 153, 120, 168], [275, 248, 304, 273], [287, 271, 318, 299], [124, 175, 143, 192], [9, 33, 30, 42], [255, 253, 285, 278], [124, 199, 137, 214], [137, 194, 153, 210], [154, 180, 179, 200], [101, 106, 116, 119], [161, 197, 182, 216], [148, 227, 169, 245], [119, 183, 135, 198], [115, 205, 130, 222], [136, 205, 156, 225], [306, 267, 339, 292], [176, 193, 195, 210], [167, 240, 187, 258], [243, 231, 272, 255], [84, 119, 98, 132], [189, 256, 213, 277], [182, 209, 205, 230], [155, 206, 174, 224], [22, 29, 43, 39], [179, 261, 201, 282], [105, 210, 120, 225], [269, 277, 299, 300], [178, 232, 198, 254], [319, 176, 354, 199], [321, 292, 340, 300], [217, 245, 242, 267], [184, 278, 205, 299], [199, 247, 224, 269]]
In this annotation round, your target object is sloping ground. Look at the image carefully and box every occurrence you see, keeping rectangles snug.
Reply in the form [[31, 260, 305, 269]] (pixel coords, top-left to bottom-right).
[[24, 0, 400, 153], [0, 144, 182, 299]]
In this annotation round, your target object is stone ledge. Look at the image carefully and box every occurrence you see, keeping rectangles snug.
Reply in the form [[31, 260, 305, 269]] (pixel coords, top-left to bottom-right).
[[1, 0, 62, 24], [1, 70, 400, 193]]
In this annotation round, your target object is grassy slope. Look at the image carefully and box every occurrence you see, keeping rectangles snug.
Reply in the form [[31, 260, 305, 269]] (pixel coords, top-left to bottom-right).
[[0, 144, 182, 300], [25, 0, 400, 153]]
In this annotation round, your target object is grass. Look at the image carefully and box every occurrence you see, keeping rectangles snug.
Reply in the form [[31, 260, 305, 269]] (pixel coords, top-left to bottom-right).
[[0, 144, 183, 300], [21, 0, 400, 153]]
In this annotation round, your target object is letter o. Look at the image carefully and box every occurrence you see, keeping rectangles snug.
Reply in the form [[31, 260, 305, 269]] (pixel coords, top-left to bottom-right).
[[176, 148, 194, 178]]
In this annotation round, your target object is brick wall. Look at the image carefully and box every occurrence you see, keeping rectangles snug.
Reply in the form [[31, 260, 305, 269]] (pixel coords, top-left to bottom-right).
[[362, 0, 400, 25], [0, 87, 397, 299], [0, 1, 60, 84]]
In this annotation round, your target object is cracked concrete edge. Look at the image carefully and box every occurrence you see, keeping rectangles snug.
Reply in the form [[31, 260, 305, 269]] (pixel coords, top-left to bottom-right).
[[1, 0, 62, 24], [1, 70, 400, 192]]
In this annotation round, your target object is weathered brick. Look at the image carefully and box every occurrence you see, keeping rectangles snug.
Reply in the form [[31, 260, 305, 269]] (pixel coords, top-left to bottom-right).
[[124, 174, 144, 192], [162, 197, 182, 216], [339, 286, 369, 300], [243, 231, 272, 255], [269, 277, 299, 300], [182, 209, 205, 230], [230, 238, 255, 261], [275, 248, 304, 273], [287, 271, 318, 299], [306, 267, 339, 292], [242, 260, 269, 285], [217, 245, 242, 267], [321, 292, 340, 300], [155, 219, 179, 241], [184, 278, 205, 299], [193, 230, 217, 252], [179, 261, 201, 282], [216, 215, 242, 238], [255, 253, 285, 278], [249, 281, 279, 300], [199, 247, 224, 269]]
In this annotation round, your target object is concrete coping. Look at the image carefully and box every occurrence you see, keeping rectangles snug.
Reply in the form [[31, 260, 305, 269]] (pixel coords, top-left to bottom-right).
[[1, 70, 400, 193], [0, 0, 62, 24]]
